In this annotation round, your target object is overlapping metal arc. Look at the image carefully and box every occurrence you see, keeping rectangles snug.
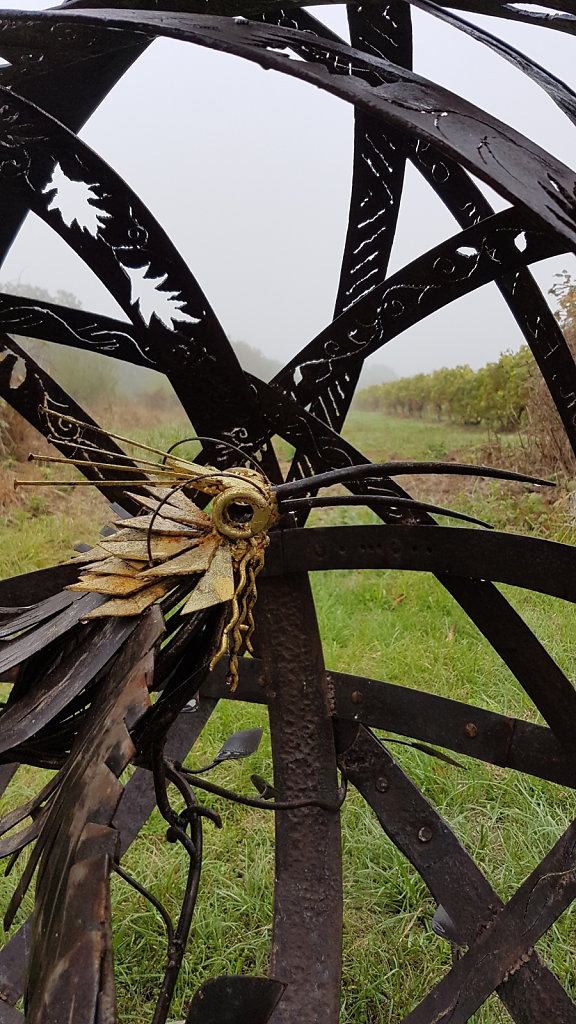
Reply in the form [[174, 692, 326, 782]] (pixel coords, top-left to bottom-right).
[[0, 2, 574, 1022]]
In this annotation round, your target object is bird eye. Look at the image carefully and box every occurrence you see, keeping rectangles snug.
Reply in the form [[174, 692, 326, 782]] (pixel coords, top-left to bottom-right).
[[227, 502, 254, 524], [211, 482, 278, 540]]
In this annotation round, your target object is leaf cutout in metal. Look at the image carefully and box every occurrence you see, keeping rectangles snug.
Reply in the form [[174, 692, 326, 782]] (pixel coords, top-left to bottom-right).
[[11, 9, 576, 248], [0, 23, 148, 271], [0, 73, 277, 468]]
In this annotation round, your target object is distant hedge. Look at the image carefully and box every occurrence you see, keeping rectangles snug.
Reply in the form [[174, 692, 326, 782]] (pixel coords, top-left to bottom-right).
[[355, 347, 533, 432]]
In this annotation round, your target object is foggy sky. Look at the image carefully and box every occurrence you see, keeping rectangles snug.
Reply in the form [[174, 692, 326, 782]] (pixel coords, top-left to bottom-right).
[[1, 0, 575, 380]]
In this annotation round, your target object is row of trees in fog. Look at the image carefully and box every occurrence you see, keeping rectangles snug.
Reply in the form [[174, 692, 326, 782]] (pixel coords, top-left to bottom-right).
[[355, 347, 532, 432]]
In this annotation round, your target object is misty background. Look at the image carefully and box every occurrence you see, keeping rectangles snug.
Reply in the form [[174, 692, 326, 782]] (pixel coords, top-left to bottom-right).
[[1, 0, 575, 394]]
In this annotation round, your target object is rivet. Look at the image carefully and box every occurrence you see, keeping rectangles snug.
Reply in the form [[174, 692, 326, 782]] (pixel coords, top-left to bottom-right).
[[351, 690, 363, 704], [418, 825, 433, 843], [464, 722, 478, 738], [375, 776, 389, 793]]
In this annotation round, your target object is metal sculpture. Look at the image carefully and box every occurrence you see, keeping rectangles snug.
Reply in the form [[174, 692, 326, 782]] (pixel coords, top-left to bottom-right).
[[0, 0, 573, 1021]]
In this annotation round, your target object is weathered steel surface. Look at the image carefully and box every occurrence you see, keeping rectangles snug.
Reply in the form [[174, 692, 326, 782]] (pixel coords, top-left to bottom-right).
[[185, 976, 285, 1023], [204, 660, 576, 788], [24, 610, 163, 1022], [266, 525, 576, 753], [256, 574, 342, 1024], [337, 724, 576, 1022], [0, 696, 218, 1012], [265, 524, 576, 601], [0, 2, 574, 1021]]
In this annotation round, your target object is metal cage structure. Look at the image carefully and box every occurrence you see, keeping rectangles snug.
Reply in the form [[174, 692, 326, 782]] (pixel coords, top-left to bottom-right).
[[0, 1, 574, 1022]]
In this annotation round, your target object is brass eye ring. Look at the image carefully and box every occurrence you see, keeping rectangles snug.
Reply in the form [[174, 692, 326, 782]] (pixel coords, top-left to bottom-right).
[[212, 483, 277, 540]]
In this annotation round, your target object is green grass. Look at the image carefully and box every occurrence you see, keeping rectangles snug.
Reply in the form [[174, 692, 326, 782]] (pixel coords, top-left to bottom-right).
[[342, 410, 504, 462], [1, 412, 575, 1022]]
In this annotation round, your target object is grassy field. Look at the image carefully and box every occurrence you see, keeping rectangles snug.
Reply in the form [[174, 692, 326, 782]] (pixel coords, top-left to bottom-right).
[[0, 412, 575, 1022], [342, 409, 496, 461]]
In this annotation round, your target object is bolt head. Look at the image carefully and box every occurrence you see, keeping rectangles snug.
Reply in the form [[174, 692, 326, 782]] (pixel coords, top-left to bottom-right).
[[375, 776, 389, 793], [418, 825, 433, 843], [351, 690, 363, 704], [464, 722, 478, 738]]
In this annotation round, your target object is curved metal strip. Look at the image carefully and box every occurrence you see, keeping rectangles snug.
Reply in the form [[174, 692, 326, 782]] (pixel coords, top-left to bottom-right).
[[0, 332, 146, 512], [0, 293, 149, 367], [266, 524, 576, 605], [7, 287, 574, 754], [0, 694, 220, 1012], [412, 143, 576, 456], [3, 285, 573, 763], [273, 207, 562, 412], [0, 204, 562, 398], [0, 81, 275, 466], [275, 4, 413, 444], [62, 0, 576, 35], [0, 563, 81, 608], [0, 226, 558, 497], [24, 614, 162, 1024], [10, 8, 573, 479], [0, 593, 78, 640], [408, 0, 576, 124], [330, 670, 576, 787], [397, 6, 576, 455], [265, 5, 412, 324], [10, 11, 569, 503], [2, 10, 574, 466], [401, 814, 576, 1023], [266, 524, 576, 752], [336, 3, 413, 316], [270, 4, 576, 458], [424, 0, 576, 36], [0, 25, 149, 271], [204, 658, 576, 788], [0, 593, 106, 678], [254, 7, 576, 474], [0, 616, 138, 757], [337, 723, 576, 1022], [4, 11, 576, 249]]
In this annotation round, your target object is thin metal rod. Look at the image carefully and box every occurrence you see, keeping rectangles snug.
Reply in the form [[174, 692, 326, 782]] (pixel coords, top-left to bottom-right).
[[164, 435, 270, 481], [112, 862, 175, 947], [151, 764, 204, 1024], [177, 763, 348, 812], [274, 462, 554, 497], [280, 494, 492, 529], [29, 453, 181, 475], [47, 436, 172, 466], [40, 407, 194, 465], [14, 478, 179, 488]]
